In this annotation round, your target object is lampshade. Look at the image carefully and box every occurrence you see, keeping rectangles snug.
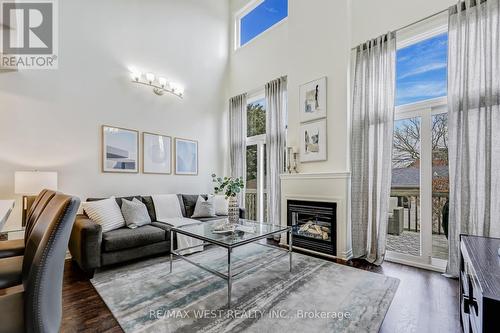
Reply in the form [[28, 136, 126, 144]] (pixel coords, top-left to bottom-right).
[[14, 171, 58, 195]]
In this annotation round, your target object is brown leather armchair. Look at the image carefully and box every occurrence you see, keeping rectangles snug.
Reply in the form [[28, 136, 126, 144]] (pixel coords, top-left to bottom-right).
[[0, 189, 56, 259], [0, 193, 80, 332]]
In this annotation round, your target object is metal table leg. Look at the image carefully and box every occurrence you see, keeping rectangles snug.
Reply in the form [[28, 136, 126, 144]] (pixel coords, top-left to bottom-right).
[[227, 247, 232, 308], [289, 228, 293, 272], [170, 230, 174, 273]]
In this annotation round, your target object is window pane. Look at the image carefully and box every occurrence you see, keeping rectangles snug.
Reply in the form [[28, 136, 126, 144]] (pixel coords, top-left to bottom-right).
[[245, 145, 258, 220], [247, 98, 266, 137], [396, 33, 448, 106], [387, 117, 421, 256], [240, 0, 288, 46], [432, 113, 449, 260]]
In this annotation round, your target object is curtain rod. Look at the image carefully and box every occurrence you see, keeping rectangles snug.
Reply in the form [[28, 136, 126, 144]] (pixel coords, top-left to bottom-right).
[[351, 7, 449, 50]]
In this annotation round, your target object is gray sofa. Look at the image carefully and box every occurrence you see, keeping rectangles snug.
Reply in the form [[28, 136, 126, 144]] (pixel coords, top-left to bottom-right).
[[69, 194, 244, 277]]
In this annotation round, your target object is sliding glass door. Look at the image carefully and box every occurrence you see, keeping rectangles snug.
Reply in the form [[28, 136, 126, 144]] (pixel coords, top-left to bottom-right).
[[386, 30, 449, 270], [245, 94, 267, 222]]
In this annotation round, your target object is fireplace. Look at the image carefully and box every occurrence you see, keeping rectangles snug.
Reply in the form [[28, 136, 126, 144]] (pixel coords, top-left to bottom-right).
[[287, 200, 336, 256]]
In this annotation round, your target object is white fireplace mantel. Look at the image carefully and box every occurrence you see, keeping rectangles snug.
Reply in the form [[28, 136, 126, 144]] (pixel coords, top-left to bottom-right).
[[280, 171, 352, 261]]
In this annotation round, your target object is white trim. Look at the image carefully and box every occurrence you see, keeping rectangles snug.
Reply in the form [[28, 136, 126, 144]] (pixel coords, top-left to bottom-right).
[[385, 252, 446, 272], [280, 172, 351, 180], [396, 11, 448, 49], [247, 92, 265, 104], [396, 96, 447, 114]]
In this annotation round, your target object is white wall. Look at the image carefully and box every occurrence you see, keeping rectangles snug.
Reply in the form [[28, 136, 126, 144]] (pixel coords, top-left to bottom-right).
[[229, 0, 351, 174], [350, 0, 456, 46], [0, 0, 229, 229]]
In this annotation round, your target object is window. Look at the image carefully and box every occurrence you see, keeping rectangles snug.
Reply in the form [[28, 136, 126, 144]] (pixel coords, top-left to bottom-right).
[[245, 94, 267, 222], [396, 33, 448, 106], [386, 24, 450, 270], [237, 0, 288, 48]]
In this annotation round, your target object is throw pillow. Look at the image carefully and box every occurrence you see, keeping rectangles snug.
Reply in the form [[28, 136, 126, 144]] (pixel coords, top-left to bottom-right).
[[213, 195, 229, 216], [121, 198, 152, 228], [82, 197, 125, 232], [152, 194, 183, 220], [191, 195, 217, 218]]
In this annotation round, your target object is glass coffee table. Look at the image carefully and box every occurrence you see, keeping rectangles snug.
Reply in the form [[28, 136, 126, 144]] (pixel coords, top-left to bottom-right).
[[168, 219, 292, 308]]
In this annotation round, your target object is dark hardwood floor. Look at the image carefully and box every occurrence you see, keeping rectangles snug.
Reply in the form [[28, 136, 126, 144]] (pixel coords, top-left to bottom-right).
[[62, 253, 460, 333]]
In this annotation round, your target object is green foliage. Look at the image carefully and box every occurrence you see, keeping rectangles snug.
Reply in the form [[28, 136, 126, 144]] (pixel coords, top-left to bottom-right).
[[211, 173, 245, 198], [247, 101, 266, 137]]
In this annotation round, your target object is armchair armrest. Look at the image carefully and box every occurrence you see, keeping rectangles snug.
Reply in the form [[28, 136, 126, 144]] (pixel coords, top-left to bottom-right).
[[0, 285, 24, 333], [68, 214, 102, 273], [0, 239, 24, 259]]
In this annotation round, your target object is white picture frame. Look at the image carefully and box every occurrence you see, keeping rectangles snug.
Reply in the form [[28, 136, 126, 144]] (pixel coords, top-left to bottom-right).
[[175, 138, 198, 175], [102, 125, 139, 173], [299, 76, 327, 123], [142, 132, 172, 174], [299, 119, 327, 163]]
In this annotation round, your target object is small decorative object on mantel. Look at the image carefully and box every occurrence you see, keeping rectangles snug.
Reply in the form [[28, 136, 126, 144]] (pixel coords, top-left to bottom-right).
[[129, 68, 184, 98], [211, 174, 244, 224], [286, 146, 299, 173]]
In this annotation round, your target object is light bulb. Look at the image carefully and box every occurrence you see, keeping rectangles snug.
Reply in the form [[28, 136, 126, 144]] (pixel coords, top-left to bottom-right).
[[131, 71, 141, 81], [146, 72, 155, 84], [158, 77, 167, 88]]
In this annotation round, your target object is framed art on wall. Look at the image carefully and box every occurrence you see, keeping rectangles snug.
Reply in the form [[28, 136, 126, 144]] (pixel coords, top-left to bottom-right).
[[299, 76, 327, 123], [299, 119, 327, 162], [142, 132, 172, 174], [175, 138, 198, 175], [102, 125, 139, 173]]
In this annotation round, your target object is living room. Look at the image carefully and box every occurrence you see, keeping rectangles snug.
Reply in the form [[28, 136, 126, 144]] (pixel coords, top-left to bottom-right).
[[0, 0, 499, 332]]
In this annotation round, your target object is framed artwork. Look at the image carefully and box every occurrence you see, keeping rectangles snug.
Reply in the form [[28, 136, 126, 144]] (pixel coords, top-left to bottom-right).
[[175, 138, 198, 175], [102, 125, 139, 173], [142, 132, 172, 174], [299, 76, 327, 123], [299, 119, 327, 163]]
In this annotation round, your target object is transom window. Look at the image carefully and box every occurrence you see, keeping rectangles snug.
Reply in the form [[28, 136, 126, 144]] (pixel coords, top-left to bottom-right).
[[236, 0, 288, 48], [396, 32, 448, 106]]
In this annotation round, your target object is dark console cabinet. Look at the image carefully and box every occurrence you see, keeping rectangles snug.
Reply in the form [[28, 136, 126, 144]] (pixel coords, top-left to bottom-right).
[[460, 235, 500, 333]]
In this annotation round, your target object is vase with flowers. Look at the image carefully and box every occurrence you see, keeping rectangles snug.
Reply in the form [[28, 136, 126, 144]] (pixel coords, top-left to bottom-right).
[[212, 174, 244, 223]]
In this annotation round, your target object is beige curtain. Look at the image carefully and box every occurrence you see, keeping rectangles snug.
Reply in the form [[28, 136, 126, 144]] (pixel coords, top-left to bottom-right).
[[351, 32, 396, 265], [229, 93, 247, 207], [265, 76, 287, 225], [446, 0, 500, 277]]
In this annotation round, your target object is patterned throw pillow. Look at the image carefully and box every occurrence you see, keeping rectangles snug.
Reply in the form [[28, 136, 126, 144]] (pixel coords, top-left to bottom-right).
[[121, 198, 152, 228], [82, 197, 125, 232], [191, 195, 217, 218]]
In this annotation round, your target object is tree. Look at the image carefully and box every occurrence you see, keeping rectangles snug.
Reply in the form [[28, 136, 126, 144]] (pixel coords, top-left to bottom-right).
[[245, 101, 266, 188], [392, 114, 448, 168]]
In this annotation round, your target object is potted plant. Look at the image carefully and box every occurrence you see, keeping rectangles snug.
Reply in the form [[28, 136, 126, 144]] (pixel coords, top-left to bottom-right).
[[212, 174, 244, 223]]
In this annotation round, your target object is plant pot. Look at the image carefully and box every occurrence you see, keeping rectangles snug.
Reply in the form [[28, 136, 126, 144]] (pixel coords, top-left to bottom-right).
[[228, 196, 239, 224]]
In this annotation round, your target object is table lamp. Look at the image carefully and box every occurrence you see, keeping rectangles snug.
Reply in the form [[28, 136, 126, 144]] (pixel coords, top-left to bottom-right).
[[14, 171, 58, 226]]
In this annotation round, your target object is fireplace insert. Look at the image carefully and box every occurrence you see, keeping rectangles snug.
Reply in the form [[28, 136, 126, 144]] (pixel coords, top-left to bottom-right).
[[287, 200, 336, 256]]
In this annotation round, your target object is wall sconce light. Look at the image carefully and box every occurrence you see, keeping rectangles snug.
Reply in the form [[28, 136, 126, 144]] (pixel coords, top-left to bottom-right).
[[130, 69, 184, 98]]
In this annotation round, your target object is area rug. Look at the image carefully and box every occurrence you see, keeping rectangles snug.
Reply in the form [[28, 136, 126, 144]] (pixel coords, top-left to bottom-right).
[[91, 244, 399, 333]]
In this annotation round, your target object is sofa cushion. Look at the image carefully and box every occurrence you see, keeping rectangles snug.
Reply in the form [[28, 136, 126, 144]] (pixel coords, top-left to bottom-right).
[[191, 195, 217, 218], [102, 225, 166, 252], [140, 196, 157, 221], [121, 198, 151, 228], [82, 197, 125, 232], [181, 194, 207, 218]]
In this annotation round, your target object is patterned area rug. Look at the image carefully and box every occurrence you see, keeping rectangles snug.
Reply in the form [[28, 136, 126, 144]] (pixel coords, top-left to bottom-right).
[[91, 244, 399, 333]]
